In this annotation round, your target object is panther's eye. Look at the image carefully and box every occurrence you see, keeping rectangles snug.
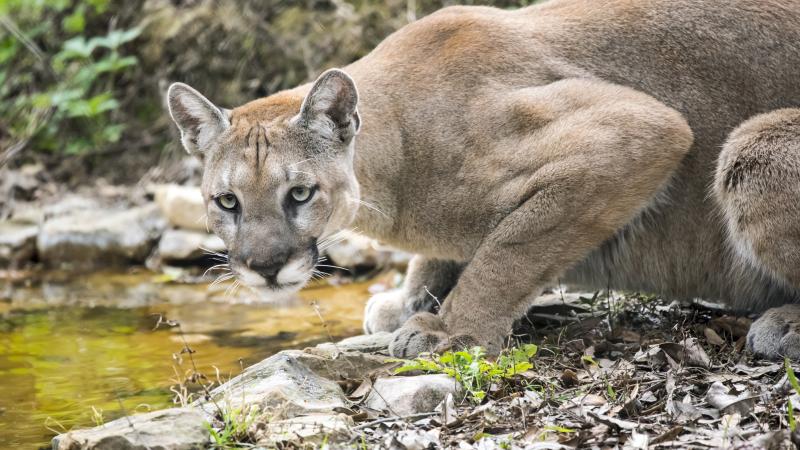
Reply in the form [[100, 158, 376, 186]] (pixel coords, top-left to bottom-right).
[[290, 186, 313, 203], [215, 193, 239, 211]]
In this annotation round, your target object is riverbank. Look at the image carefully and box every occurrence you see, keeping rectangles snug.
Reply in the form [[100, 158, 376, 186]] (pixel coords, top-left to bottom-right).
[[50, 291, 798, 450], [0, 162, 411, 447]]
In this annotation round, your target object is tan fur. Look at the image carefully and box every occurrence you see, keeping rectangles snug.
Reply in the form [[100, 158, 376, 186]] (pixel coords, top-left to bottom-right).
[[169, 0, 800, 359]]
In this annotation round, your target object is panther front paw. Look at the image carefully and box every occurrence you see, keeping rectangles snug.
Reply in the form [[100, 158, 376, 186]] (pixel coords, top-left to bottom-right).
[[747, 305, 800, 360], [363, 290, 411, 334], [389, 312, 449, 358]]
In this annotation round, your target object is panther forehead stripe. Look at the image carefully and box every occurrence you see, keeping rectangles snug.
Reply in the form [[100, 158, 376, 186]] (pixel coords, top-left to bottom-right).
[[243, 124, 270, 170]]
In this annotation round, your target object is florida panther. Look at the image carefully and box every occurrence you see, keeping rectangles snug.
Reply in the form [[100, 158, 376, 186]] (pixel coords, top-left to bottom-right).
[[168, 0, 800, 359]]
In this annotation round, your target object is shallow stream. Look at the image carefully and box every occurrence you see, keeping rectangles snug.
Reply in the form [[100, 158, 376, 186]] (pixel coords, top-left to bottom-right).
[[0, 271, 373, 448]]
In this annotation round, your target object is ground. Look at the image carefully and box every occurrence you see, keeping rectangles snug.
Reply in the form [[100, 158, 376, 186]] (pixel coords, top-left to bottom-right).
[[198, 289, 800, 449], [325, 293, 791, 449]]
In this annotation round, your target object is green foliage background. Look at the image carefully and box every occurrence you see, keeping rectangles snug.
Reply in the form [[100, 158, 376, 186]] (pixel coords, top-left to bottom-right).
[[1, 0, 536, 180]]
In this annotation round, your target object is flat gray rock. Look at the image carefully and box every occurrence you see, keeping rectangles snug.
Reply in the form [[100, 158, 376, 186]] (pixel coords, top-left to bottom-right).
[[200, 350, 348, 420], [199, 348, 394, 421], [365, 374, 463, 417], [313, 331, 393, 355], [52, 407, 209, 450], [37, 204, 165, 269]]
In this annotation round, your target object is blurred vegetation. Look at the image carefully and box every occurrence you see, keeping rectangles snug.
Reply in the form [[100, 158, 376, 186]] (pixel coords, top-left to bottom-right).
[[0, 0, 536, 182]]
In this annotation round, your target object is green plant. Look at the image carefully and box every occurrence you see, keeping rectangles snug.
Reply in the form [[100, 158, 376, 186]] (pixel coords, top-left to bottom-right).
[[786, 357, 800, 432], [1, 0, 140, 156], [605, 378, 617, 402], [205, 405, 259, 449], [395, 344, 538, 403], [89, 405, 104, 427]]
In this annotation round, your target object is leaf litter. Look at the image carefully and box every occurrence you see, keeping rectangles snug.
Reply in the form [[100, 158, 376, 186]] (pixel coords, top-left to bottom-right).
[[281, 291, 800, 449]]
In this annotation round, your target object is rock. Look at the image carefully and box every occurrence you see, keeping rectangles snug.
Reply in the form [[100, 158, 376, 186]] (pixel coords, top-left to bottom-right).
[[153, 184, 207, 232], [52, 407, 209, 450], [364, 374, 463, 417], [158, 228, 225, 262], [200, 350, 349, 420], [383, 429, 442, 449], [310, 332, 392, 360], [0, 164, 43, 202], [42, 195, 101, 219], [255, 414, 353, 446], [0, 221, 38, 267], [199, 348, 394, 420], [324, 230, 412, 270], [329, 331, 392, 353], [37, 204, 166, 269]]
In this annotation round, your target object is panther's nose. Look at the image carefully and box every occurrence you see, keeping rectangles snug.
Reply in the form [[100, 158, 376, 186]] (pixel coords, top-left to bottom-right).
[[247, 251, 289, 279]]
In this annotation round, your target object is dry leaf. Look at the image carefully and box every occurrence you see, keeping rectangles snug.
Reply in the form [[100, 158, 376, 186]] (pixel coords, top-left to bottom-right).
[[660, 338, 711, 368], [703, 327, 726, 346], [587, 411, 638, 430], [705, 381, 757, 416]]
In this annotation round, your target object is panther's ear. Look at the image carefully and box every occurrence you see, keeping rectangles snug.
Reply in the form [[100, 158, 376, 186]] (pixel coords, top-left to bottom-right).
[[167, 82, 229, 156], [298, 69, 360, 143]]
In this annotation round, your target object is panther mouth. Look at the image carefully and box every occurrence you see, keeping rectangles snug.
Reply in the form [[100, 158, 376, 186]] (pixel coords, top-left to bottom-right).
[[234, 256, 314, 295]]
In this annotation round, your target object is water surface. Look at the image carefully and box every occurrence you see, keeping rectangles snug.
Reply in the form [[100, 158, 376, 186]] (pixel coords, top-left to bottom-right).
[[0, 271, 374, 448]]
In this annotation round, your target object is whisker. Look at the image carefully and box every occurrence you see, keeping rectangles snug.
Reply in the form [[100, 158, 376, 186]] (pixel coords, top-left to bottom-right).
[[199, 247, 229, 260], [318, 239, 346, 252], [349, 198, 389, 218], [224, 279, 241, 298], [209, 273, 235, 289], [310, 269, 331, 281], [203, 263, 230, 277], [317, 231, 349, 251], [315, 263, 352, 273]]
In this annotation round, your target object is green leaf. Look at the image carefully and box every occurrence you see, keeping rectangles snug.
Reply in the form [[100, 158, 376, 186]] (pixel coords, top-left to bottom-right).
[[521, 344, 538, 358], [65, 139, 92, 155], [93, 54, 138, 74], [606, 382, 617, 402], [789, 398, 796, 432], [59, 36, 97, 60], [87, 0, 110, 13], [786, 358, 800, 396], [62, 6, 86, 33], [46, 88, 85, 109], [100, 124, 124, 143], [0, 36, 19, 64], [544, 424, 576, 433], [92, 27, 142, 50]]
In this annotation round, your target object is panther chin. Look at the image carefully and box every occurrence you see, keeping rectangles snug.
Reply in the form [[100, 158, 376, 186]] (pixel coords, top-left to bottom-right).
[[234, 258, 315, 299]]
